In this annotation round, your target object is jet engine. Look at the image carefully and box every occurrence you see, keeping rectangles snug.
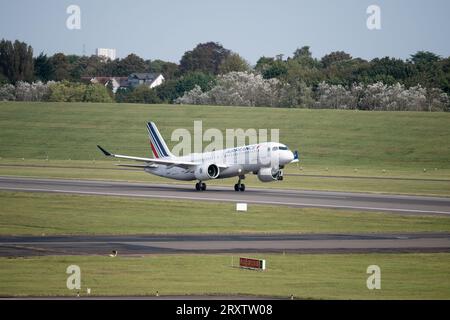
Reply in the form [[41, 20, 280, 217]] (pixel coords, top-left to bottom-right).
[[257, 167, 283, 182], [194, 163, 220, 180]]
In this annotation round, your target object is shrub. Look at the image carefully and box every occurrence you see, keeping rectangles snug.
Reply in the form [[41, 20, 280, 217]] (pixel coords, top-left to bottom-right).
[[15, 81, 52, 101], [126, 85, 161, 104], [176, 71, 285, 107], [83, 83, 113, 103], [47, 81, 85, 102], [0, 83, 15, 101], [47, 81, 112, 103], [315, 82, 357, 109]]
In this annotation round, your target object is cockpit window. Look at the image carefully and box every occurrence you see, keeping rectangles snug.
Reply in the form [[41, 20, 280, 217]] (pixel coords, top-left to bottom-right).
[[279, 146, 288, 150], [272, 147, 279, 151]]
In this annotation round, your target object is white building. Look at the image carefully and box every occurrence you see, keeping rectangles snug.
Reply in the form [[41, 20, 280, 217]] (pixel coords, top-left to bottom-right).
[[81, 74, 165, 93], [128, 73, 165, 89], [96, 48, 116, 60]]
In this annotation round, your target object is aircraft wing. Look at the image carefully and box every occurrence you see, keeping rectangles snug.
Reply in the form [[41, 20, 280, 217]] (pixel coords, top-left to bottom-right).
[[97, 145, 202, 168]]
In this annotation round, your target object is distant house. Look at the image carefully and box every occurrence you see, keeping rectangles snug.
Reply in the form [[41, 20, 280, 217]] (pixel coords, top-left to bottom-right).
[[128, 73, 165, 89], [81, 73, 164, 93], [81, 77, 128, 93]]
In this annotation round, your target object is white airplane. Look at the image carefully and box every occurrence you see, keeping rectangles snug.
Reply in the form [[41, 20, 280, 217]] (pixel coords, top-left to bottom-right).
[[97, 122, 299, 191]]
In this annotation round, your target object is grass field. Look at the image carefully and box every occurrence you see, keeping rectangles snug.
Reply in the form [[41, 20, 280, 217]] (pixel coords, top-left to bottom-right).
[[1, 191, 449, 236], [1, 253, 449, 299], [1, 102, 449, 299], [0, 101, 449, 170], [1, 101, 450, 195]]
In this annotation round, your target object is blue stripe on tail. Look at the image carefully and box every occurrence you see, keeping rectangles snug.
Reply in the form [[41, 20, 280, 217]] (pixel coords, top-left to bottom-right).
[[148, 123, 169, 158], [146, 123, 163, 157]]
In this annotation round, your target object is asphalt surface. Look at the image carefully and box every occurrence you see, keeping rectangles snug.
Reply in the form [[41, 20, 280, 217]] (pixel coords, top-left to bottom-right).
[[0, 233, 449, 256], [1, 176, 450, 215], [1, 176, 449, 257]]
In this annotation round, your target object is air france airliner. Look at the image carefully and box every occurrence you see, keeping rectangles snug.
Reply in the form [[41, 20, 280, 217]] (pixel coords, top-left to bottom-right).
[[97, 122, 299, 191]]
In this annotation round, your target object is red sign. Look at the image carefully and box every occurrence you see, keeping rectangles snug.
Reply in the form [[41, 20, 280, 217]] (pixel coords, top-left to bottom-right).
[[239, 257, 266, 270]]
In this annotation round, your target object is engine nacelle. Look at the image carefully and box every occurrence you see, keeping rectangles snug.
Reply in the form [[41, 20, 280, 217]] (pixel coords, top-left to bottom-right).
[[257, 167, 283, 182], [194, 163, 220, 181]]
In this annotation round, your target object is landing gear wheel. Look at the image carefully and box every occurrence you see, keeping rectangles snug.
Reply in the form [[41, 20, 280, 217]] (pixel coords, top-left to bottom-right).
[[196, 182, 206, 191], [234, 175, 246, 192]]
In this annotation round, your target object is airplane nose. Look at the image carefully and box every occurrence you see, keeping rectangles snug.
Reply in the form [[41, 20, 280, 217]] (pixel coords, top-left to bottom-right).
[[288, 151, 294, 162], [283, 151, 294, 164]]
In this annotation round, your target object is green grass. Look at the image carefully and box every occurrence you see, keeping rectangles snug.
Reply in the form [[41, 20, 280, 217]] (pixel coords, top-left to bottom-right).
[[2, 103, 448, 300], [1, 191, 449, 235], [1, 253, 449, 299], [1, 101, 450, 170], [1, 101, 450, 195]]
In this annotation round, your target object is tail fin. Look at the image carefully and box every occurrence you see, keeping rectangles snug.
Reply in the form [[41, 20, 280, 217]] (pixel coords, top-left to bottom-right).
[[146, 122, 174, 159]]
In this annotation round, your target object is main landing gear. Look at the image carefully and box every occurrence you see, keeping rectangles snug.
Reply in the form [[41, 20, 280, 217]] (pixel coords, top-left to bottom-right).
[[234, 177, 245, 192], [195, 181, 206, 191], [195, 176, 246, 192]]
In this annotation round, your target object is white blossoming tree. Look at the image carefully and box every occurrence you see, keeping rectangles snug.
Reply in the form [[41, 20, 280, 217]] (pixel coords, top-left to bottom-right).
[[176, 71, 285, 107], [14, 81, 52, 101], [0, 84, 16, 101]]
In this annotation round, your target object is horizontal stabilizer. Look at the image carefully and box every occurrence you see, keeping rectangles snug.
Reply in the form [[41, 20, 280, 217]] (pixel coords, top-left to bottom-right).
[[116, 164, 158, 169], [97, 145, 112, 156]]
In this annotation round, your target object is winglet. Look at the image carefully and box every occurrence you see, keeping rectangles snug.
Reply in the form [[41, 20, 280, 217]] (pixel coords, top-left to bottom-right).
[[97, 145, 112, 157]]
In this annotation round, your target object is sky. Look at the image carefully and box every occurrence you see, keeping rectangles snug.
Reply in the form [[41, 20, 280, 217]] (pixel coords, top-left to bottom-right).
[[1, 0, 449, 64]]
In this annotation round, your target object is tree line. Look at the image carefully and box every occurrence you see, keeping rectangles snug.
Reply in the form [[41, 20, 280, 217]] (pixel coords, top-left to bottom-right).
[[0, 39, 449, 110]]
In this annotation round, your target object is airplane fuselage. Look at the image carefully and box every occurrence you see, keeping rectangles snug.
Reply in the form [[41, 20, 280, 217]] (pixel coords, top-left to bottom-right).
[[145, 142, 295, 181]]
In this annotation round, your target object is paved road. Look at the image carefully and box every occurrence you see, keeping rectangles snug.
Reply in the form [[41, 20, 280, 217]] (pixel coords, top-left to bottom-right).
[[1, 233, 449, 256], [0, 176, 449, 215]]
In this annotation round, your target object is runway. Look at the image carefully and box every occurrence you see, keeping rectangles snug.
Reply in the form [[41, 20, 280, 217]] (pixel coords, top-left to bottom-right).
[[0, 176, 450, 215], [1, 176, 449, 256], [0, 233, 449, 257]]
